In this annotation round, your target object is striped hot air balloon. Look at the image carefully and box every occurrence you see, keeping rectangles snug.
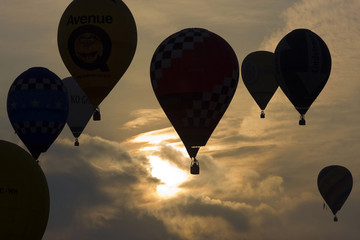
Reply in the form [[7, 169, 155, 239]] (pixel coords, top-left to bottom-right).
[[317, 165, 353, 222]]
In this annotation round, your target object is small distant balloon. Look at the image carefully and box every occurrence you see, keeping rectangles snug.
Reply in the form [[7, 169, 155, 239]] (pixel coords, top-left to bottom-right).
[[274, 28, 331, 125], [0, 140, 49, 239], [7, 67, 69, 160], [150, 28, 239, 174], [63, 77, 96, 146], [57, 0, 137, 118], [241, 51, 278, 118], [317, 165, 353, 222]]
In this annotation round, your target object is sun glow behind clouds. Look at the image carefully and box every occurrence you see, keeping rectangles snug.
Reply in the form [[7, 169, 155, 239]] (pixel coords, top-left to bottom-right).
[[131, 127, 179, 144], [149, 156, 189, 198]]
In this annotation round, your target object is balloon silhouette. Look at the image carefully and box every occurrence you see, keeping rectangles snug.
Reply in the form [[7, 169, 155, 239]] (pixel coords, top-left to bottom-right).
[[274, 29, 331, 125], [0, 140, 49, 239], [58, 0, 137, 119], [241, 51, 278, 118], [63, 77, 96, 146], [7, 67, 69, 160], [150, 28, 239, 174], [317, 165, 353, 222]]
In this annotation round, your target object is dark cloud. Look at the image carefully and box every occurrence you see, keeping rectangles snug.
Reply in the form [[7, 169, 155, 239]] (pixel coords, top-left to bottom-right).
[[176, 197, 249, 231], [41, 136, 181, 240]]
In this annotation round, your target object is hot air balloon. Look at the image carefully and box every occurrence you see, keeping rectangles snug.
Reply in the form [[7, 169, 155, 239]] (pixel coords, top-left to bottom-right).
[[57, 0, 137, 119], [317, 165, 352, 222], [274, 28, 331, 125], [63, 77, 96, 146], [241, 51, 278, 118], [7, 67, 69, 160], [150, 28, 239, 174], [0, 140, 49, 239]]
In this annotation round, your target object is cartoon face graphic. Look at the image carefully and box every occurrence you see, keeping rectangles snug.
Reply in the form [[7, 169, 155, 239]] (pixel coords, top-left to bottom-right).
[[74, 32, 104, 64], [69, 25, 111, 71]]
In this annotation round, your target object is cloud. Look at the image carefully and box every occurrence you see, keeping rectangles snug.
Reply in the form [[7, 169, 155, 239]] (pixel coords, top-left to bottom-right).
[[41, 135, 185, 240], [3, 0, 360, 239], [122, 108, 167, 129], [260, 0, 360, 107]]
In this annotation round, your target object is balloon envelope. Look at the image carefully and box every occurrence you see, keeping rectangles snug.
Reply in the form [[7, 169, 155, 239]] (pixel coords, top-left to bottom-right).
[[150, 28, 239, 158], [7, 67, 69, 159], [317, 165, 352, 218], [63, 77, 95, 144], [274, 29, 331, 118], [57, 0, 137, 107], [241, 51, 278, 116], [0, 140, 49, 239]]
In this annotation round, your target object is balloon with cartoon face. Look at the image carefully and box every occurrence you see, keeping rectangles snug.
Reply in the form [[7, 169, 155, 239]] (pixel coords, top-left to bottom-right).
[[58, 0, 137, 112]]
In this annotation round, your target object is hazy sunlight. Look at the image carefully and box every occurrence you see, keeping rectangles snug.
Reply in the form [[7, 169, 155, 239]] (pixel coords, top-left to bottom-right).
[[149, 156, 189, 198]]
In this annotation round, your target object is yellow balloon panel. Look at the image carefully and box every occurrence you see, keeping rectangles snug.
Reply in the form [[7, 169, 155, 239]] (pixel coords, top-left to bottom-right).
[[0, 140, 49, 240], [58, 0, 137, 106]]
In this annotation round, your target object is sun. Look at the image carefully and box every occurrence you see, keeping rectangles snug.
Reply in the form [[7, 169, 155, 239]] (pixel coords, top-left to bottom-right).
[[148, 156, 189, 198]]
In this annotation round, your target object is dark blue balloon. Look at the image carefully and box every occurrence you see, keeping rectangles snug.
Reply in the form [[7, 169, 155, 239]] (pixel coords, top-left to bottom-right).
[[274, 29, 331, 125], [7, 67, 69, 159]]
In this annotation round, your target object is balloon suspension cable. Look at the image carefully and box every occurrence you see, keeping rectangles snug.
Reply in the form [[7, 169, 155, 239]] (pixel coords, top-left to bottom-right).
[[74, 138, 79, 146], [299, 114, 306, 125], [260, 110, 265, 118]]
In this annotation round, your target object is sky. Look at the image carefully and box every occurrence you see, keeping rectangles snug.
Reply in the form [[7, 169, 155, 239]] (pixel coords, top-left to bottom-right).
[[1, 0, 360, 239]]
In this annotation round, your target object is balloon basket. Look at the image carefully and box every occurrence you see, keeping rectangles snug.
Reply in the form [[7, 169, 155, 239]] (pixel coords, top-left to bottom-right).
[[190, 158, 200, 175], [260, 111, 265, 118], [299, 115, 306, 125], [93, 108, 101, 121]]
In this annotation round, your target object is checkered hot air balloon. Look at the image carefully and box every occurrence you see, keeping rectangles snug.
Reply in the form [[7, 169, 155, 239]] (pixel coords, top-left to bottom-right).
[[317, 165, 353, 222], [7, 67, 69, 160], [150, 28, 239, 174]]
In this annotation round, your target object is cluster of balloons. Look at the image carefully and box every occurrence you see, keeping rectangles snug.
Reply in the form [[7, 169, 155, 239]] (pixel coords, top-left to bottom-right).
[[242, 29, 332, 124], [150, 27, 351, 221], [0, 2, 349, 236], [151, 28, 332, 172], [2, 0, 137, 238], [6, 0, 137, 161]]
